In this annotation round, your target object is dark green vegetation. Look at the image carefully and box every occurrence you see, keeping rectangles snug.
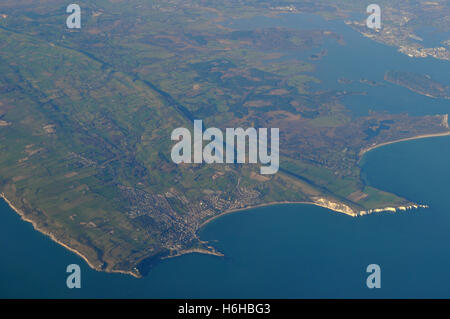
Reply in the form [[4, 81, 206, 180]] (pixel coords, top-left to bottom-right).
[[0, 1, 449, 276], [385, 71, 450, 99]]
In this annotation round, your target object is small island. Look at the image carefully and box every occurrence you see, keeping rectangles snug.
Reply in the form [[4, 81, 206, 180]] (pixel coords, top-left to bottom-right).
[[385, 71, 450, 99]]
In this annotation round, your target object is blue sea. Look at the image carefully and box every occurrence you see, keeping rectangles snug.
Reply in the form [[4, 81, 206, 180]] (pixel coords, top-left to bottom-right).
[[0, 12, 449, 298]]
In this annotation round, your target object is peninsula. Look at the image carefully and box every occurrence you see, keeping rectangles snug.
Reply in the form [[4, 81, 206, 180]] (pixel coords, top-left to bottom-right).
[[0, 0, 449, 277]]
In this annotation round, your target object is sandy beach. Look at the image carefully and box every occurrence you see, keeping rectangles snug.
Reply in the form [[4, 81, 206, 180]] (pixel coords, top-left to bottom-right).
[[199, 201, 316, 229], [359, 131, 450, 159]]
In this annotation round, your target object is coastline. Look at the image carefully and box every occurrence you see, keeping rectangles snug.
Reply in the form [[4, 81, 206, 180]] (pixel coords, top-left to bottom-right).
[[199, 201, 315, 229], [1, 131, 448, 277], [199, 131, 450, 231], [0, 193, 141, 279], [198, 198, 365, 230], [162, 247, 225, 260], [358, 131, 450, 159]]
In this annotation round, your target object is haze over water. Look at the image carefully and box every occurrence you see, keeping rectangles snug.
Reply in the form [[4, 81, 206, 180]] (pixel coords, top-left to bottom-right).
[[1, 13, 449, 298]]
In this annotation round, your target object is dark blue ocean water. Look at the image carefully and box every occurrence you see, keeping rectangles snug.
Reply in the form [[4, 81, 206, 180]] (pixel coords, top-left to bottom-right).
[[0, 12, 449, 298]]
